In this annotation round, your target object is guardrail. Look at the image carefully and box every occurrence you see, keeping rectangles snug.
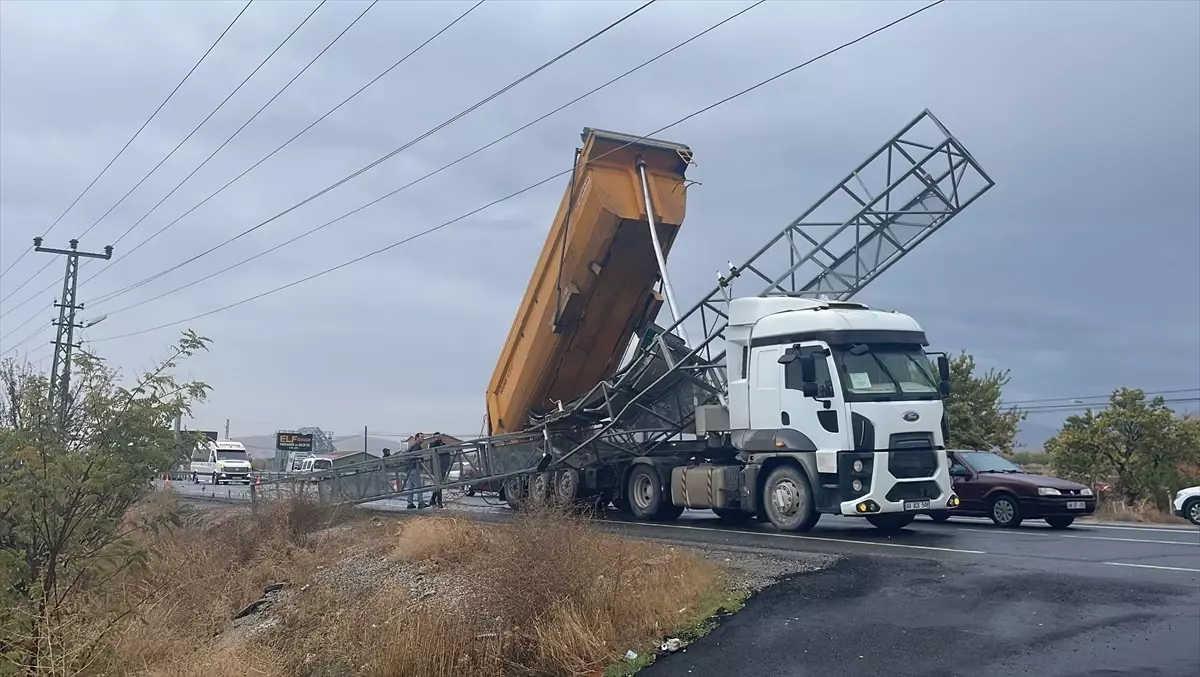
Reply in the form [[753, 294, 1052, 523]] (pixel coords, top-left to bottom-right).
[[249, 431, 547, 508]]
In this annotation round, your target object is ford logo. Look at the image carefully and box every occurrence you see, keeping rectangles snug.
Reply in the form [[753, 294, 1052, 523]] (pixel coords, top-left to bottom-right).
[[902, 411, 920, 422]]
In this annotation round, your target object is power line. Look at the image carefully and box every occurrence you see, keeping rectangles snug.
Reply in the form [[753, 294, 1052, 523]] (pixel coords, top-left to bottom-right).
[[0, 0, 254, 287], [96, 0, 766, 320], [0, 0, 445, 326], [89, 0, 948, 343], [0, 302, 49, 345], [1022, 397, 1200, 414], [79, 0, 415, 286], [84, 0, 653, 310], [1003, 388, 1200, 406], [76, 1, 331, 245]]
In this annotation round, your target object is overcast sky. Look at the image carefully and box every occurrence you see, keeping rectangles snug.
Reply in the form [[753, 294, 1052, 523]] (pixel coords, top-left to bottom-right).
[[1, 0, 1197, 444]]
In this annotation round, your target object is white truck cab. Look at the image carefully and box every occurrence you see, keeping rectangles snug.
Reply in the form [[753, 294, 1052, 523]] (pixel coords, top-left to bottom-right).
[[695, 296, 959, 530], [190, 439, 253, 485]]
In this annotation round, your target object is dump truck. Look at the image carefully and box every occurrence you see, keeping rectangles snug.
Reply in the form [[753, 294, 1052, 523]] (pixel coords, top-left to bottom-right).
[[262, 112, 993, 533], [482, 113, 993, 532]]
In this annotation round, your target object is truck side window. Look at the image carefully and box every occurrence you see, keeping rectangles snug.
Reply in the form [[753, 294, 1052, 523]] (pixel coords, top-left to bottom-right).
[[784, 346, 835, 397]]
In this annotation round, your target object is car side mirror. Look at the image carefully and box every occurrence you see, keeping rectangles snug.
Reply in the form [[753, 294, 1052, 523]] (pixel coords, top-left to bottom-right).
[[950, 466, 970, 478]]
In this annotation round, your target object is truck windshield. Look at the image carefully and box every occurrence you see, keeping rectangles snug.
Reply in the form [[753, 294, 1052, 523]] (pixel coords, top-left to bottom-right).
[[216, 450, 248, 461], [831, 344, 939, 400]]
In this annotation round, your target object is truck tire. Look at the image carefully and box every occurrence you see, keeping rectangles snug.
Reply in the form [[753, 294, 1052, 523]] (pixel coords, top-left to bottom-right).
[[627, 464, 673, 520], [528, 472, 552, 507], [502, 476, 524, 510], [761, 464, 820, 532], [866, 513, 915, 532], [555, 468, 580, 506]]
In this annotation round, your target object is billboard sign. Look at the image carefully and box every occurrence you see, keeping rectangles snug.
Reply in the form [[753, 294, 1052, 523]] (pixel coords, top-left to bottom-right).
[[276, 432, 314, 453]]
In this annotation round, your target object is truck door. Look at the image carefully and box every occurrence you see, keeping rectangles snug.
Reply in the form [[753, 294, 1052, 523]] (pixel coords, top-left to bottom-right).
[[748, 345, 784, 430], [780, 342, 847, 457]]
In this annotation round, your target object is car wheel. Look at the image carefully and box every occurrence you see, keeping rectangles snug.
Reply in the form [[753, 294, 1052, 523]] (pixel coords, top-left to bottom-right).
[[866, 513, 916, 532], [761, 464, 820, 532], [928, 510, 952, 523], [1184, 498, 1200, 526], [989, 494, 1022, 528], [1045, 516, 1075, 529]]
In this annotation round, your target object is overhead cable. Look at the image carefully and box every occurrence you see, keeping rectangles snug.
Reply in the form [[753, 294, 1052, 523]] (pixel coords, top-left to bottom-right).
[[82, 0, 655, 309], [89, 0, 949, 342], [79, 0, 480, 290], [0, 0, 473, 325], [97, 0, 766, 320], [0, 0, 254, 288]]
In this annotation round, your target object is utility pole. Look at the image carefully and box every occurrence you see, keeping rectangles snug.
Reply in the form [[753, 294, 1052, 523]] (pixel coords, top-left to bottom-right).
[[363, 425, 368, 457], [225, 418, 230, 439], [34, 237, 113, 428]]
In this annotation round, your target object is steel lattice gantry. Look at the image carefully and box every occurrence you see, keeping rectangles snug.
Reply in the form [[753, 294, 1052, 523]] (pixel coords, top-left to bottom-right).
[[539, 109, 995, 468]]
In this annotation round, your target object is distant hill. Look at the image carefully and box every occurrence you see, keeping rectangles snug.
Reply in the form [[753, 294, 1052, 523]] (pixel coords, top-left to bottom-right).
[[1014, 421, 1059, 451]]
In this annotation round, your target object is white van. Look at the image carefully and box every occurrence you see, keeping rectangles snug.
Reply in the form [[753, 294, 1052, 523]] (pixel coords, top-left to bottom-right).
[[189, 439, 252, 484]]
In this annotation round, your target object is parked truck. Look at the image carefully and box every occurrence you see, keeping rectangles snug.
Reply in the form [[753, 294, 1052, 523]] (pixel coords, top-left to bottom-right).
[[190, 438, 253, 485]]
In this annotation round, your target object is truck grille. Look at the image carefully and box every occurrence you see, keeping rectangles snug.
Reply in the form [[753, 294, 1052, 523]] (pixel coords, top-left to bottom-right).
[[886, 480, 942, 502], [887, 449, 938, 479]]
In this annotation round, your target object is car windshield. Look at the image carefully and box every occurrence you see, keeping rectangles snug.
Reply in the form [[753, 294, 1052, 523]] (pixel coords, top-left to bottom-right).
[[961, 452, 1023, 473], [216, 449, 247, 461], [831, 343, 939, 398]]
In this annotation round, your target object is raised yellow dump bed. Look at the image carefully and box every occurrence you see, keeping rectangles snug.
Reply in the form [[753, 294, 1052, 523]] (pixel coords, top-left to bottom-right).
[[486, 128, 692, 434]]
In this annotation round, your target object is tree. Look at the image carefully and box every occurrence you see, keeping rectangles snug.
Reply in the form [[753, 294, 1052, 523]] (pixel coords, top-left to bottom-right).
[[0, 332, 210, 675], [1045, 388, 1200, 505], [941, 350, 1025, 453]]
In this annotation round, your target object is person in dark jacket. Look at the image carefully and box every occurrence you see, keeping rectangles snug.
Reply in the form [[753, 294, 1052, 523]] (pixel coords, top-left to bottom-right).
[[428, 434, 450, 508], [404, 434, 428, 509]]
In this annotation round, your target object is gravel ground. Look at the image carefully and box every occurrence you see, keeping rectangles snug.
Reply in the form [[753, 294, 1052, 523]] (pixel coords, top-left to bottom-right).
[[649, 538, 838, 593]]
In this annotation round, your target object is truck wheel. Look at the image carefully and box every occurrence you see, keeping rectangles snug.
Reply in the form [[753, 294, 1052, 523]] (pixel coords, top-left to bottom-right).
[[528, 472, 552, 507], [627, 464, 670, 520], [555, 468, 580, 506], [502, 476, 524, 510], [762, 465, 820, 532], [866, 513, 915, 532]]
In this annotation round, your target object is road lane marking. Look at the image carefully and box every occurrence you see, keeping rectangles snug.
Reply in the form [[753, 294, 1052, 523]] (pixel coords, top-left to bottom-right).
[[627, 521, 987, 554], [1062, 534, 1200, 547], [1104, 562, 1200, 573]]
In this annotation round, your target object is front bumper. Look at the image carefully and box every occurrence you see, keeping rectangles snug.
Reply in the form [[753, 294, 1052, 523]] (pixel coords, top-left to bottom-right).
[[1017, 495, 1096, 517], [836, 448, 954, 516]]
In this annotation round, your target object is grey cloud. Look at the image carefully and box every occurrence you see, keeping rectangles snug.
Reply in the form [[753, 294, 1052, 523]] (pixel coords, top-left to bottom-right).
[[2, 0, 1197, 438]]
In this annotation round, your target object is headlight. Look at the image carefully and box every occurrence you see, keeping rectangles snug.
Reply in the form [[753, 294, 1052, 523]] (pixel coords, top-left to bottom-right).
[[852, 479, 863, 492], [1037, 487, 1062, 496], [852, 460, 864, 472], [1080, 487, 1093, 497]]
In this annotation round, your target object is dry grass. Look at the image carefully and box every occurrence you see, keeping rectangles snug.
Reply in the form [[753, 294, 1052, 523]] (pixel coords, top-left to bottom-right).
[[62, 496, 730, 677], [1092, 496, 1189, 525]]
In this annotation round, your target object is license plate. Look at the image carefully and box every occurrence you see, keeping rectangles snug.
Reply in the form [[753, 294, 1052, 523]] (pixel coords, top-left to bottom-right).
[[904, 499, 931, 511], [1067, 501, 1086, 510]]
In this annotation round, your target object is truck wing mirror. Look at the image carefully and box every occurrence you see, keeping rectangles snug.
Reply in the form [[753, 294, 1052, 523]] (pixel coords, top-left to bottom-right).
[[800, 354, 817, 384], [802, 382, 819, 398], [777, 349, 797, 365], [937, 354, 951, 397]]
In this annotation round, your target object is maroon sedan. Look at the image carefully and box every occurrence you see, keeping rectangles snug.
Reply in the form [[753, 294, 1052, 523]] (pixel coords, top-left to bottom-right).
[[929, 450, 1096, 528]]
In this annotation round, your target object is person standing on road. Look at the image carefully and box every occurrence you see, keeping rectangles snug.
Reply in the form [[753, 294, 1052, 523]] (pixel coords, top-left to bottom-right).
[[404, 434, 429, 509], [428, 434, 450, 508]]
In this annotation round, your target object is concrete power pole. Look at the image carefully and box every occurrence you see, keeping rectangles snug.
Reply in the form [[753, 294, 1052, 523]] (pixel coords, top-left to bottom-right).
[[34, 237, 113, 427]]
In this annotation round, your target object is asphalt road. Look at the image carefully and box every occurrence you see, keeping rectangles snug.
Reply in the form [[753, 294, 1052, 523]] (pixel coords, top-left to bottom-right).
[[168, 479, 1200, 675]]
